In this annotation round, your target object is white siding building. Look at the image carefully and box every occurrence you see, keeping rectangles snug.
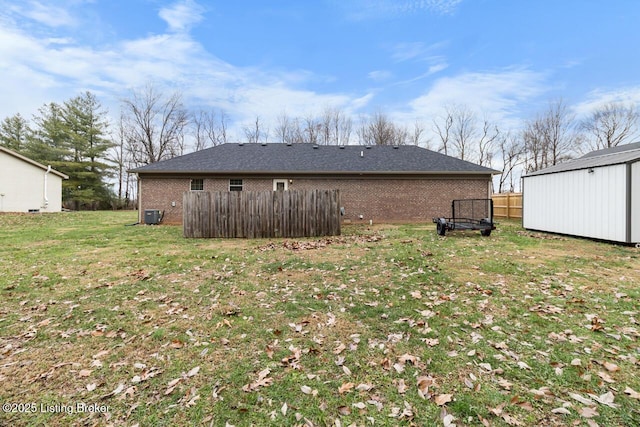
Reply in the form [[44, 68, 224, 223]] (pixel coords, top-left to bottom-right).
[[0, 147, 68, 213], [522, 143, 640, 245]]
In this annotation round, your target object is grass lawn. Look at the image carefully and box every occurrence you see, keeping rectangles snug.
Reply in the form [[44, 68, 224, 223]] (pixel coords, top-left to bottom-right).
[[0, 211, 638, 426]]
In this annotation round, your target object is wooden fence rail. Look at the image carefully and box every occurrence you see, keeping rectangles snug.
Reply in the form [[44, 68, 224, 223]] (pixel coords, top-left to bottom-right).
[[492, 193, 522, 219], [183, 189, 341, 238]]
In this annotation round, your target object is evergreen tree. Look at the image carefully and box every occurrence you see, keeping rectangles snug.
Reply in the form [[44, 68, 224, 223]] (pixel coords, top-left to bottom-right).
[[23, 93, 114, 209], [62, 92, 114, 209], [0, 113, 30, 151], [24, 102, 69, 166]]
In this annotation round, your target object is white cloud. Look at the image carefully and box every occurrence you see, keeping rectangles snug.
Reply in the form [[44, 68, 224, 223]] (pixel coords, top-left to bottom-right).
[[368, 70, 393, 82], [0, 2, 367, 139], [159, 0, 205, 33], [339, 0, 463, 20], [399, 67, 549, 131], [16, 1, 75, 27], [572, 87, 640, 118]]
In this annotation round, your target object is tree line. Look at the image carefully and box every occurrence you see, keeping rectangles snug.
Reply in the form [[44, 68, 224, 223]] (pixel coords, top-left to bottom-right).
[[1, 83, 639, 209]]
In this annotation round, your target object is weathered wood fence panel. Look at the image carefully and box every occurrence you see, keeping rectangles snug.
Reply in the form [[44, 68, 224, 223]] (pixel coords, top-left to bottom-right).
[[182, 191, 211, 238], [183, 189, 341, 238], [492, 193, 522, 219]]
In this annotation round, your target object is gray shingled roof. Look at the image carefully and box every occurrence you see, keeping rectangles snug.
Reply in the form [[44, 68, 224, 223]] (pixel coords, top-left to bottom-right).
[[524, 142, 640, 177], [130, 143, 498, 175]]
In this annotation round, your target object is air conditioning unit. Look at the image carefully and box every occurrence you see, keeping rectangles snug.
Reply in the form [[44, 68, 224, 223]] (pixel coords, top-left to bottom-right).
[[144, 209, 162, 225]]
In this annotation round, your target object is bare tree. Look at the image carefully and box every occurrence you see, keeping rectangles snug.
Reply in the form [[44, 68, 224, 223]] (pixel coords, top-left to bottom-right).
[[523, 99, 580, 172], [410, 120, 427, 147], [303, 114, 321, 145], [121, 84, 189, 165], [580, 102, 639, 151], [477, 118, 500, 167], [108, 112, 136, 208], [496, 132, 525, 193], [434, 104, 488, 162], [432, 108, 454, 155], [357, 111, 408, 146], [192, 109, 228, 150], [274, 112, 295, 143], [450, 105, 476, 162], [316, 107, 353, 145], [243, 116, 268, 143]]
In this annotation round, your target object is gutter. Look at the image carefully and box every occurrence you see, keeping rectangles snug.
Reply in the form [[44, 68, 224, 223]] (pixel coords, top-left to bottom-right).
[[133, 170, 500, 176]]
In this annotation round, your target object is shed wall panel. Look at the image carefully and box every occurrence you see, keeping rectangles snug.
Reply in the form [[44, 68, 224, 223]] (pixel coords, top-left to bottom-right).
[[523, 165, 627, 242], [633, 162, 640, 243]]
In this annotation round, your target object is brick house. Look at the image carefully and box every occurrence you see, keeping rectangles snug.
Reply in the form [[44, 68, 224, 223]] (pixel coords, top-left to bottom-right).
[[129, 143, 498, 224]]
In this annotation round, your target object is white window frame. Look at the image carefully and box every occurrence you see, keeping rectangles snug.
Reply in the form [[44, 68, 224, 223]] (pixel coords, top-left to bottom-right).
[[190, 178, 204, 191], [229, 179, 243, 191], [273, 179, 288, 191]]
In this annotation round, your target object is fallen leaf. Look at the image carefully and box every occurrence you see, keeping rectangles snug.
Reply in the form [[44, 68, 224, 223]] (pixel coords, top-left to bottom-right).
[[86, 383, 97, 392], [37, 318, 51, 327], [442, 413, 456, 427], [186, 366, 200, 377], [301, 385, 312, 395], [624, 386, 640, 399], [170, 340, 184, 349], [529, 386, 552, 399], [356, 383, 373, 391], [579, 406, 598, 418], [435, 394, 453, 406], [569, 392, 594, 405], [352, 402, 366, 410], [551, 407, 571, 415], [337, 405, 351, 416], [498, 379, 513, 390], [396, 379, 408, 394], [338, 382, 354, 394], [517, 361, 531, 370], [501, 413, 523, 426], [281, 402, 287, 416], [591, 391, 617, 408], [603, 361, 619, 372], [93, 350, 109, 359], [597, 371, 615, 383], [78, 369, 92, 378]]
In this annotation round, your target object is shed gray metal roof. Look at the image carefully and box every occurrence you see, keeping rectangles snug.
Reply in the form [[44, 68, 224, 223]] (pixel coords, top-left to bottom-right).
[[130, 143, 498, 175], [524, 142, 640, 177]]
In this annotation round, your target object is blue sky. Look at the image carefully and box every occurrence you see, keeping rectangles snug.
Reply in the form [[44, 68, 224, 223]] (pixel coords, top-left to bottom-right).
[[1, 0, 639, 144]]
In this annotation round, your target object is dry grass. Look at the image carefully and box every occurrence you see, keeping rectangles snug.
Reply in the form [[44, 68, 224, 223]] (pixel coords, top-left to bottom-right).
[[0, 212, 638, 426]]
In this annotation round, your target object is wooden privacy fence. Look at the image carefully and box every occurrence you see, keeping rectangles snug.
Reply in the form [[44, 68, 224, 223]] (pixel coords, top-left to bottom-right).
[[183, 189, 341, 238], [492, 193, 522, 219]]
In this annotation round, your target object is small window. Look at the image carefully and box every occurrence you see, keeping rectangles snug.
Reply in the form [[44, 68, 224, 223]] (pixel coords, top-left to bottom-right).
[[229, 179, 243, 191], [273, 179, 288, 191], [190, 179, 204, 191]]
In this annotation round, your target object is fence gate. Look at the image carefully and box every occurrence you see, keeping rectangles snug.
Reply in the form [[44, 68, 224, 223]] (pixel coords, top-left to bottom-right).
[[183, 189, 341, 238]]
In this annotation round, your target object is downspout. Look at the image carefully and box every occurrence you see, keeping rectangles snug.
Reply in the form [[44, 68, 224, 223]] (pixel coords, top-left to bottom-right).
[[137, 176, 142, 223], [43, 165, 51, 209]]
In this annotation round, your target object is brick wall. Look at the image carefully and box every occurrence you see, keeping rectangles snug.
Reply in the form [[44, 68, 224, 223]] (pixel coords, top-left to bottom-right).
[[139, 175, 491, 224]]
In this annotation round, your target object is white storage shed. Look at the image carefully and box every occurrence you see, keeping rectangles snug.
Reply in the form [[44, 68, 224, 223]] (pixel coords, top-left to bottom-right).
[[522, 142, 640, 245], [0, 146, 69, 213]]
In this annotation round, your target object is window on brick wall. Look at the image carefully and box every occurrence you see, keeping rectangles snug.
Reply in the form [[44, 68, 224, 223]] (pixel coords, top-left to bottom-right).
[[229, 179, 243, 191], [190, 179, 204, 191]]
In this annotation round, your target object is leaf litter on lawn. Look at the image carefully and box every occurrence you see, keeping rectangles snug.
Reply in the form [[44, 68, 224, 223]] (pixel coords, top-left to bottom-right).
[[0, 214, 639, 426]]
